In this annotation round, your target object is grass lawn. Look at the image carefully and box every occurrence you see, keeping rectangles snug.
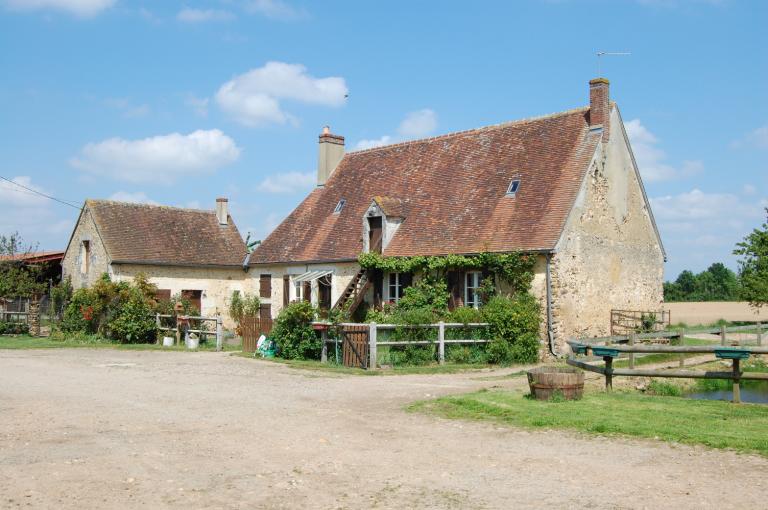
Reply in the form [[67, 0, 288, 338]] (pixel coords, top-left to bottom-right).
[[411, 389, 768, 456], [235, 353, 499, 376], [0, 334, 240, 352]]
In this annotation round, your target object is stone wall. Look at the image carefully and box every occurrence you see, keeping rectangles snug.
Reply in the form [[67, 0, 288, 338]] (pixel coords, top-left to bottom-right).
[[113, 264, 252, 329], [61, 208, 110, 289], [550, 107, 664, 351]]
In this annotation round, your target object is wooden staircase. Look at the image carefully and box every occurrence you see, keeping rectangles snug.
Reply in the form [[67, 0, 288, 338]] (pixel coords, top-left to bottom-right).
[[333, 268, 372, 316]]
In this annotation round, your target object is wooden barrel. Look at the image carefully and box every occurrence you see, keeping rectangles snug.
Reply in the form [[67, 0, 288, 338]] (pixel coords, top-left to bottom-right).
[[527, 366, 584, 400]]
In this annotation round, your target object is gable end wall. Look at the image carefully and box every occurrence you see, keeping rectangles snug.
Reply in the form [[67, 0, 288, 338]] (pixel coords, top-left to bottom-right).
[[62, 208, 111, 289], [550, 108, 664, 349]]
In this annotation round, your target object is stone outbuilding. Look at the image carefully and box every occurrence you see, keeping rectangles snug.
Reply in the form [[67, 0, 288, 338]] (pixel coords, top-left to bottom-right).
[[249, 77, 666, 354], [62, 198, 248, 327]]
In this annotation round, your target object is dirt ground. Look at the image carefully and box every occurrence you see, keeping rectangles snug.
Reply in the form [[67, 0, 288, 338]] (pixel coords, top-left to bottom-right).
[[1, 350, 767, 509], [664, 301, 764, 326]]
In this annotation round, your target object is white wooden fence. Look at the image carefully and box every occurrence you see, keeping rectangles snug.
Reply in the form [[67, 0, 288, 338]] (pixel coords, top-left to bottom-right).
[[317, 321, 491, 368]]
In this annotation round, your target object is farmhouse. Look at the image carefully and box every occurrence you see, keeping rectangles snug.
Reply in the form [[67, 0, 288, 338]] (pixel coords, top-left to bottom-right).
[[250, 78, 665, 352], [62, 199, 248, 327]]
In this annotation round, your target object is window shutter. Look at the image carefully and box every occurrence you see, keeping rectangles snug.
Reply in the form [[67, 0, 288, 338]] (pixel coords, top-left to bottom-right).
[[282, 276, 290, 307], [400, 272, 413, 289], [446, 271, 465, 309], [259, 274, 272, 298]]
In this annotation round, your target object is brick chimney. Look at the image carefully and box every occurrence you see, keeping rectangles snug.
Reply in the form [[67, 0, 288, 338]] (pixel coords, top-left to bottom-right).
[[589, 78, 610, 142], [215, 197, 228, 225], [317, 126, 345, 187]]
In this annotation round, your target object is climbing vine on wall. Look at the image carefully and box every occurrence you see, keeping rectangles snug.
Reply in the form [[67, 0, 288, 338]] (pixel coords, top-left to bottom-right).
[[357, 251, 536, 294]]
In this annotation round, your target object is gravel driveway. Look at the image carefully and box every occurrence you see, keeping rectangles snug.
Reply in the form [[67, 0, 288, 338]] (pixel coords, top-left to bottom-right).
[[1, 349, 766, 509]]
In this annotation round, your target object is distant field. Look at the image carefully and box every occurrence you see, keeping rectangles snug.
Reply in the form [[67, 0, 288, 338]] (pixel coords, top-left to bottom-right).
[[664, 301, 764, 326]]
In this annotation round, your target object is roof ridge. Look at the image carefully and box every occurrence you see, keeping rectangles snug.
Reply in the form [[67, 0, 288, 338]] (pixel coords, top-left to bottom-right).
[[348, 105, 590, 156], [86, 199, 215, 214]]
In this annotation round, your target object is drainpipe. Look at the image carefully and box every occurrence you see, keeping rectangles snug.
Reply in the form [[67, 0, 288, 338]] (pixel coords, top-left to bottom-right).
[[545, 252, 558, 357]]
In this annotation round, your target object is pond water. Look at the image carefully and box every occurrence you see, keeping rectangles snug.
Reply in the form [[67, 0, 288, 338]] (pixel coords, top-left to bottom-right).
[[687, 385, 768, 404]]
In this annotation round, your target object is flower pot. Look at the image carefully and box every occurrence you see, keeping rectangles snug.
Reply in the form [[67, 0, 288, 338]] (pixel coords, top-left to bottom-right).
[[185, 333, 199, 350], [526, 366, 584, 400], [162, 336, 174, 347]]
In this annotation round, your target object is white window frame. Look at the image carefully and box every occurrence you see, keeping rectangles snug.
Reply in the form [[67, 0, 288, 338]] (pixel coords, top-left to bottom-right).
[[293, 280, 303, 302], [465, 271, 482, 309], [386, 272, 404, 304]]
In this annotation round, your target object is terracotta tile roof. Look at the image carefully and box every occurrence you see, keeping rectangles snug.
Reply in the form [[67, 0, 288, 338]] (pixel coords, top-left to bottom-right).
[[373, 196, 406, 218], [85, 200, 247, 267], [251, 107, 601, 264]]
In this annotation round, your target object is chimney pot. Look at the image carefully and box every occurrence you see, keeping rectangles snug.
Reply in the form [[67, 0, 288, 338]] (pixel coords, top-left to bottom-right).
[[215, 197, 229, 225], [317, 126, 345, 187], [589, 77, 611, 142]]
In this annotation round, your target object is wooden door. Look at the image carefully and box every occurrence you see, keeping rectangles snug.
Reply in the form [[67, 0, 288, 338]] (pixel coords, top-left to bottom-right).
[[341, 325, 369, 369], [259, 304, 272, 335], [368, 216, 383, 254]]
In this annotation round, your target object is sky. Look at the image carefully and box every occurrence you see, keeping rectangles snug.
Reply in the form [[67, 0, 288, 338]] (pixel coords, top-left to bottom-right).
[[0, 0, 765, 281]]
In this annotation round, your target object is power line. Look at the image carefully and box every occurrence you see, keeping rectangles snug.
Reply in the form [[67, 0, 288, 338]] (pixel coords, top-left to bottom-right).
[[0, 175, 82, 210]]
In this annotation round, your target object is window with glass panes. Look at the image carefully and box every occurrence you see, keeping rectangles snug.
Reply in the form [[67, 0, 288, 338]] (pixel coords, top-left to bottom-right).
[[388, 273, 405, 303], [465, 271, 482, 308]]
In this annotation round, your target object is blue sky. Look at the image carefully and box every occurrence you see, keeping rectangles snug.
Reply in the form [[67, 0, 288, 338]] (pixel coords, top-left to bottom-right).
[[0, 0, 765, 280]]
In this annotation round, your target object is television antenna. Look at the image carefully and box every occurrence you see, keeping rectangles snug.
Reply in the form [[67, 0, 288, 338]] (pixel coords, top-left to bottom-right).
[[596, 51, 631, 76]]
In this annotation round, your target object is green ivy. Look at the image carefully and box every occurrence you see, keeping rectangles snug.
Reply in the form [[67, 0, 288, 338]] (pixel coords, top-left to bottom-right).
[[358, 251, 535, 293]]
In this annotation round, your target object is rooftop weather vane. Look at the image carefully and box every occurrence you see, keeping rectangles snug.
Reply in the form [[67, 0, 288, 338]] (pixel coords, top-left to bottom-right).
[[596, 51, 631, 76]]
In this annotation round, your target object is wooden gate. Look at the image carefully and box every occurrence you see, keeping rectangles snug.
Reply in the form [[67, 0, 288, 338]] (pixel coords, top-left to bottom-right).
[[241, 314, 273, 353], [341, 325, 369, 369]]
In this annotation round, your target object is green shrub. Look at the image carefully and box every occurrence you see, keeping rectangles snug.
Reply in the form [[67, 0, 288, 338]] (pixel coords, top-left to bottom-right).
[[59, 272, 160, 343], [0, 321, 30, 335], [396, 276, 449, 316], [108, 291, 156, 343], [447, 306, 483, 324], [229, 291, 261, 325], [271, 301, 320, 360], [61, 288, 99, 333], [482, 293, 541, 364], [647, 380, 683, 397]]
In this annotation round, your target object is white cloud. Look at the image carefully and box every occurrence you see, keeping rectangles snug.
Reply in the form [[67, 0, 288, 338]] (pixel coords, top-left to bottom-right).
[[625, 119, 703, 182], [214, 62, 348, 127], [0, 176, 48, 208], [651, 188, 764, 221], [354, 136, 393, 151], [244, 0, 306, 20], [651, 188, 768, 277], [256, 171, 315, 193], [108, 191, 158, 205], [0, 176, 77, 248], [353, 109, 438, 150], [2, 0, 115, 17], [185, 94, 209, 117], [743, 184, 757, 196], [731, 124, 768, 150], [177, 8, 234, 23], [70, 129, 241, 184], [397, 109, 437, 138]]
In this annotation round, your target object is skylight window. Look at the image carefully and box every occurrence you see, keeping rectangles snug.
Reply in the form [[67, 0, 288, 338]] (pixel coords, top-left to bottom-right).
[[506, 179, 521, 196], [333, 199, 346, 214]]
